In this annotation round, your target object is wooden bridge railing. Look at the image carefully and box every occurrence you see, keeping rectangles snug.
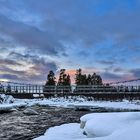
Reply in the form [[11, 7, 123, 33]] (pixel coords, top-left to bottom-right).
[[0, 84, 140, 94]]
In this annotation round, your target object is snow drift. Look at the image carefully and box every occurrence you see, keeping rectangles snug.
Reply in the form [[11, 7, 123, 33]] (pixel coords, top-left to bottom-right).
[[0, 94, 15, 104], [34, 112, 140, 140], [81, 112, 140, 138]]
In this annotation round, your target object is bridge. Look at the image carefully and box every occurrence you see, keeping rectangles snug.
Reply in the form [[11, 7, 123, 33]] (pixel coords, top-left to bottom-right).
[[0, 78, 140, 100]]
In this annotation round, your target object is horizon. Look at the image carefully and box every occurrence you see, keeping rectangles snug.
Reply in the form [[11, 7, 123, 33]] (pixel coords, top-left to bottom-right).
[[0, 0, 140, 84]]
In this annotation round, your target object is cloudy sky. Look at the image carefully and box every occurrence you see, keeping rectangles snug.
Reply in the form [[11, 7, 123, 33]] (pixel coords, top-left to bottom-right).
[[0, 0, 140, 84]]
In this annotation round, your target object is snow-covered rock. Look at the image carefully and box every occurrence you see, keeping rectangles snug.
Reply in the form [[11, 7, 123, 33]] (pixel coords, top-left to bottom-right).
[[23, 108, 39, 115], [74, 105, 93, 111], [0, 94, 15, 104]]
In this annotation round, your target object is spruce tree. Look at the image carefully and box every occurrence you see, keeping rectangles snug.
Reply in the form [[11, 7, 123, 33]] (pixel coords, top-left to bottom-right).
[[75, 69, 82, 85], [45, 70, 56, 86], [91, 73, 96, 85], [81, 74, 87, 85], [96, 75, 102, 85], [58, 69, 66, 85], [87, 74, 92, 85], [65, 74, 71, 85], [57, 69, 71, 86]]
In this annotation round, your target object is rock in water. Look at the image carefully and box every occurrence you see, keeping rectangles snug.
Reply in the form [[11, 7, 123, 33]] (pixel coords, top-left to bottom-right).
[[23, 108, 39, 115], [75, 105, 92, 111]]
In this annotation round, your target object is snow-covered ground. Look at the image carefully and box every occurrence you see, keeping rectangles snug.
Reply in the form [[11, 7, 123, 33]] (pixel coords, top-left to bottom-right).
[[34, 112, 140, 140], [13, 97, 140, 110], [0, 96, 140, 111]]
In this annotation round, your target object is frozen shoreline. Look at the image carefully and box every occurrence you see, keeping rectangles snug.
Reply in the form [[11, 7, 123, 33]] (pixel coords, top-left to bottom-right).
[[34, 112, 140, 140], [1, 97, 140, 111]]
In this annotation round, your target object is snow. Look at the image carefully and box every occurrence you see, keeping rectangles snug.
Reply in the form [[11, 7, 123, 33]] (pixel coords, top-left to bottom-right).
[[34, 123, 86, 140], [0, 94, 15, 104], [81, 112, 140, 138], [1, 96, 140, 111], [15, 97, 140, 110], [0, 102, 27, 111], [34, 112, 140, 140]]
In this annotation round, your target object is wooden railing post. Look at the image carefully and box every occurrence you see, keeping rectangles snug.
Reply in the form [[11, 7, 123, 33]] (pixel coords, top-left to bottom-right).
[[36, 85, 37, 93], [29, 85, 31, 93]]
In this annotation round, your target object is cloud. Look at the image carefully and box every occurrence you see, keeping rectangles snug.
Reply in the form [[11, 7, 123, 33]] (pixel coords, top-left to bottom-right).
[[0, 14, 65, 56], [0, 73, 19, 80], [0, 52, 58, 83], [9, 51, 58, 73], [0, 58, 22, 66], [97, 60, 114, 65], [0, 0, 140, 51], [101, 72, 122, 80], [130, 68, 140, 78], [0, 62, 57, 83], [0, 0, 140, 83]]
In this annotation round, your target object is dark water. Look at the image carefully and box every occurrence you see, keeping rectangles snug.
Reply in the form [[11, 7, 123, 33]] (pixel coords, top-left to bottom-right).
[[0, 105, 92, 140]]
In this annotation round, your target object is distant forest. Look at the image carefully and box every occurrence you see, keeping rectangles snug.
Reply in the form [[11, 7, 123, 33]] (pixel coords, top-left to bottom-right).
[[45, 69, 102, 86]]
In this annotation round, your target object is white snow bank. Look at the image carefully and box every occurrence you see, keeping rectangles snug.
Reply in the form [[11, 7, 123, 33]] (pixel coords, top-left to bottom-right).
[[34, 112, 140, 140], [0, 94, 27, 111], [81, 112, 140, 138], [70, 100, 140, 110], [1, 96, 140, 113], [16, 97, 140, 110], [0, 102, 27, 111], [0, 94, 15, 104], [34, 123, 85, 140]]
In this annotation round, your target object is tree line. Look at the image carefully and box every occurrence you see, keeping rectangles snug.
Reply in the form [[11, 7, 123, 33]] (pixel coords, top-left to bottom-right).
[[45, 68, 102, 86]]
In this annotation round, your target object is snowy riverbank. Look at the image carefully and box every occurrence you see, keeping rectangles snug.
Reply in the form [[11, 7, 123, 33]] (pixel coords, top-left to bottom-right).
[[34, 112, 140, 140], [1, 96, 140, 111], [1, 95, 140, 139]]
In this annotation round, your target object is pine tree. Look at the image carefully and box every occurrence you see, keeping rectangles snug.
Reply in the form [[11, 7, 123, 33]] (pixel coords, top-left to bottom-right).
[[65, 74, 71, 85], [91, 73, 97, 85], [96, 75, 102, 85], [45, 70, 56, 86], [81, 74, 87, 85], [58, 69, 67, 85], [57, 69, 71, 86], [90, 73, 103, 85], [87, 74, 92, 85], [75, 69, 82, 85]]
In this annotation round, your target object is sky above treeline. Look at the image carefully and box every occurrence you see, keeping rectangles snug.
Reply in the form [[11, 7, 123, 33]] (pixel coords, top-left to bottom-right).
[[0, 0, 140, 84]]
